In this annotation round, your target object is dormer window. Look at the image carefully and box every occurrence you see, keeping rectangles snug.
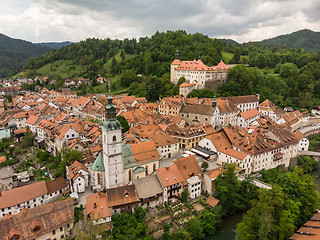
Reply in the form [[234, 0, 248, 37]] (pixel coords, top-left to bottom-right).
[[124, 190, 129, 198]]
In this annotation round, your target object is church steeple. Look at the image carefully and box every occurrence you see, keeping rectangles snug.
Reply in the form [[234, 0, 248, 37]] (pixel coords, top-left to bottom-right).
[[102, 79, 121, 131], [105, 94, 116, 120], [212, 95, 217, 108], [175, 49, 179, 59]]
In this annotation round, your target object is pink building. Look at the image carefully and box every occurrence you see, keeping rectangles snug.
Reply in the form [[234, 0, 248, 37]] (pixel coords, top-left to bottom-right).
[[156, 165, 184, 202]]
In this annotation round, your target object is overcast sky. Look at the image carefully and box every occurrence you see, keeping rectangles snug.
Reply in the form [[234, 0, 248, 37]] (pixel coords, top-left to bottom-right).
[[0, 0, 319, 43]]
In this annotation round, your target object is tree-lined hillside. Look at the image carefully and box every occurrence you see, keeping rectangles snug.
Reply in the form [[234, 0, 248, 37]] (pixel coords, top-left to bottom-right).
[[0, 33, 52, 78], [248, 29, 320, 53], [21, 30, 225, 80]]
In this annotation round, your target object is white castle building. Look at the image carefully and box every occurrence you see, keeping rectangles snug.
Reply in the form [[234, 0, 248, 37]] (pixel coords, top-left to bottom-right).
[[170, 50, 229, 90]]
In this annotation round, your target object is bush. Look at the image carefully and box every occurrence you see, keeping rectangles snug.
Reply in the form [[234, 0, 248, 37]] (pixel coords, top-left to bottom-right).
[[298, 155, 318, 173]]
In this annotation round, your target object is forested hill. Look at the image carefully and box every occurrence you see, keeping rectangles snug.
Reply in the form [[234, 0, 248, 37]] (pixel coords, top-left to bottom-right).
[[0, 33, 52, 78], [251, 29, 320, 52], [39, 41, 73, 50], [21, 30, 226, 80]]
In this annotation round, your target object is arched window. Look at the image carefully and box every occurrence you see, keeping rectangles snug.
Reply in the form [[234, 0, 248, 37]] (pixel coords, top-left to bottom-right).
[[97, 172, 101, 185], [113, 135, 116, 142], [129, 170, 132, 182], [153, 163, 156, 172], [145, 165, 148, 176]]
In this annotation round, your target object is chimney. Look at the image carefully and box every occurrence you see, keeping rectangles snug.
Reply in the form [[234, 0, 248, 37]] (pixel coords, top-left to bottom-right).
[[256, 93, 260, 101]]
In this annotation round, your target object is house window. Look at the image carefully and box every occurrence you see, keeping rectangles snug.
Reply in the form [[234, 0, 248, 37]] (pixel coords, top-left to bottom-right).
[[145, 165, 148, 176], [113, 135, 116, 142], [153, 163, 156, 172]]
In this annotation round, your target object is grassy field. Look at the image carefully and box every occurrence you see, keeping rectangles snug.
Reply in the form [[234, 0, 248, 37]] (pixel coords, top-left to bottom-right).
[[93, 76, 128, 95], [15, 50, 137, 80], [104, 51, 137, 71], [222, 52, 233, 64]]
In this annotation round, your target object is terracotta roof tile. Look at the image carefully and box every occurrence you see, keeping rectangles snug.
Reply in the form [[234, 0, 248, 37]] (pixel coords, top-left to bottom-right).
[[25, 115, 40, 125], [173, 155, 202, 182], [259, 99, 276, 108], [0, 181, 47, 208], [130, 141, 160, 163], [148, 130, 179, 147], [157, 165, 184, 188], [0, 199, 74, 240], [179, 82, 196, 88], [106, 185, 139, 207], [86, 192, 111, 220], [206, 196, 220, 208], [241, 108, 261, 120], [45, 177, 68, 194]]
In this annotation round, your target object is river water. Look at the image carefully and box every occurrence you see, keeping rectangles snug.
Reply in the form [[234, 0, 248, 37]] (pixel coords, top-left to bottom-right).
[[205, 213, 243, 240], [207, 162, 320, 240]]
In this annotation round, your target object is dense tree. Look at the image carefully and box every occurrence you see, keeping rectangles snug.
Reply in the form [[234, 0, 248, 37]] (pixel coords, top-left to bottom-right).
[[187, 89, 217, 98], [112, 207, 149, 240], [181, 189, 189, 203], [185, 217, 204, 240], [56, 149, 83, 177], [116, 115, 130, 133], [200, 161, 209, 171], [297, 155, 318, 172], [280, 62, 298, 78], [237, 167, 320, 239], [199, 209, 221, 235], [215, 164, 257, 215]]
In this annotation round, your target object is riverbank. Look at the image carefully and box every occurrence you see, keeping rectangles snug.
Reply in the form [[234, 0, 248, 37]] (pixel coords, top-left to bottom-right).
[[206, 213, 243, 240]]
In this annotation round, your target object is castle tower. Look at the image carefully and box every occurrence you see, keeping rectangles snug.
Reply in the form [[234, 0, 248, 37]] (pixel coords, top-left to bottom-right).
[[171, 49, 181, 84], [101, 93, 124, 190]]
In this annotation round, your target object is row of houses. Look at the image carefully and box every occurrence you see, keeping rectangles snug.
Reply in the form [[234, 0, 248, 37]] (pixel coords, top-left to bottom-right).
[[83, 154, 223, 225]]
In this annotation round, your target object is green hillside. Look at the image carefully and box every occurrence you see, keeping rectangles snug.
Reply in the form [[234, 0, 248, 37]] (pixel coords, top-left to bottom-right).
[[0, 33, 52, 78], [253, 29, 320, 52], [39, 41, 73, 50], [18, 31, 227, 81]]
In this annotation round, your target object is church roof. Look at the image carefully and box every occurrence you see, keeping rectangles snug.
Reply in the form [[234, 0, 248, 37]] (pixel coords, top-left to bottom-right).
[[101, 119, 121, 131], [91, 152, 104, 171], [122, 143, 136, 169]]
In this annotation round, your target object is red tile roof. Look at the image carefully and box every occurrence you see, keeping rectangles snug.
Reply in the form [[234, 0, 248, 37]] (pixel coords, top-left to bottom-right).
[[130, 141, 160, 163], [0, 199, 74, 240], [180, 82, 196, 88], [86, 192, 111, 220], [157, 165, 184, 188], [259, 99, 276, 108], [25, 115, 40, 125], [240, 108, 261, 120], [206, 196, 220, 208], [173, 155, 202, 183]]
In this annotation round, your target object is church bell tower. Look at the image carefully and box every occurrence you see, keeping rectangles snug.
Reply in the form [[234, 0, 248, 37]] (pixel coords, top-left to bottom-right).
[[101, 91, 124, 190]]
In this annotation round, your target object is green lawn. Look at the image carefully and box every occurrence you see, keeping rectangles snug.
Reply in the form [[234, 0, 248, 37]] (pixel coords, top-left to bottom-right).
[[93, 76, 128, 95], [104, 51, 137, 70], [15, 50, 137, 79], [222, 52, 233, 64]]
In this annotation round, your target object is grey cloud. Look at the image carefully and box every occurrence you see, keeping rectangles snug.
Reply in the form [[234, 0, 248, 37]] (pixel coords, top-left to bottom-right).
[[2, 0, 320, 42]]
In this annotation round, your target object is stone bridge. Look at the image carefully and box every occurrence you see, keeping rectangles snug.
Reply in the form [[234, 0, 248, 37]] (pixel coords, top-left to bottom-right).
[[297, 150, 320, 161], [238, 175, 272, 189]]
